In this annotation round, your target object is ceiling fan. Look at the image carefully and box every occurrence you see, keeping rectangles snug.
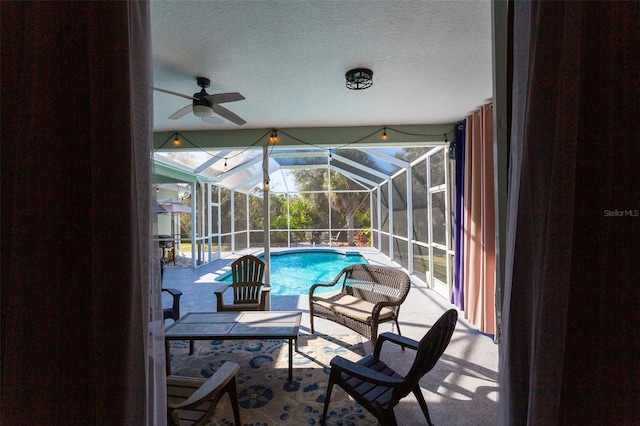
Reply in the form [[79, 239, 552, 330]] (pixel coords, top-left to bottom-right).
[[154, 77, 246, 126]]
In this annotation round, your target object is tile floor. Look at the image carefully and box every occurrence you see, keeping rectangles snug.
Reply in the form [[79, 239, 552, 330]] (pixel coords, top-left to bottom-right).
[[161, 247, 499, 425]]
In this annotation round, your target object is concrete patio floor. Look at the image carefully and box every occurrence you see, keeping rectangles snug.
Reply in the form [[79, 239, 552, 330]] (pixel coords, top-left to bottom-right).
[[161, 247, 499, 425]]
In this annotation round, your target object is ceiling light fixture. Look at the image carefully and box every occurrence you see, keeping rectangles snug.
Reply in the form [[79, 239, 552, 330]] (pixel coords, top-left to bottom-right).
[[192, 103, 214, 118], [173, 134, 180, 146], [345, 68, 373, 90], [192, 78, 215, 118], [381, 127, 388, 141]]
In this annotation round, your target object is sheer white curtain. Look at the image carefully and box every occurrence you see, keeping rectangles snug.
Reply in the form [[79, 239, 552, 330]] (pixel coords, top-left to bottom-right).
[[129, 1, 167, 424]]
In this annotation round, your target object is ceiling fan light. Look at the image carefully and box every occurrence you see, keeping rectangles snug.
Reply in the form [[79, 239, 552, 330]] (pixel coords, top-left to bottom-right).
[[193, 104, 214, 118]]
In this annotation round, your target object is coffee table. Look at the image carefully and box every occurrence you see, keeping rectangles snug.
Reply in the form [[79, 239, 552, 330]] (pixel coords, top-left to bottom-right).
[[165, 311, 302, 381]]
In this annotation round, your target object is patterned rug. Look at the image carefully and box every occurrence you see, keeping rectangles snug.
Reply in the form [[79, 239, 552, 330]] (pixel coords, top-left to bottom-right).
[[168, 333, 378, 425]]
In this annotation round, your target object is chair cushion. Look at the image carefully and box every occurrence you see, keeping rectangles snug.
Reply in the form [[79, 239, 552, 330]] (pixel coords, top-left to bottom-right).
[[315, 294, 395, 322]]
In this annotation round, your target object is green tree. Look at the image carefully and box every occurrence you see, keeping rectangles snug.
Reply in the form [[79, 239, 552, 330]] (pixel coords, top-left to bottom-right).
[[270, 194, 288, 230], [288, 196, 312, 239], [292, 154, 372, 245], [248, 194, 264, 229], [179, 193, 192, 238], [328, 170, 369, 245], [291, 169, 330, 231]]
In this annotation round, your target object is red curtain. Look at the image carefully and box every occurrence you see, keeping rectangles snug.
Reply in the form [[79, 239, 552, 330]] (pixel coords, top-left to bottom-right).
[[462, 103, 497, 337]]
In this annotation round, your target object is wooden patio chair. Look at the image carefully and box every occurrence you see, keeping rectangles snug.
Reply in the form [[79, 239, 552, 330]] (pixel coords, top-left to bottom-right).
[[163, 288, 183, 322], [215, 255, 269, 311], [321, 308, 458, 426], [159, 234, 176, 264], [161, 259, 182, 323], [167, 361, 241, 425]]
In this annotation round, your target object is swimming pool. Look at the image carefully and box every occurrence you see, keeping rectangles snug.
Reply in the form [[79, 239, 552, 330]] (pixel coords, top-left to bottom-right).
[[216, 249, 368, 295]]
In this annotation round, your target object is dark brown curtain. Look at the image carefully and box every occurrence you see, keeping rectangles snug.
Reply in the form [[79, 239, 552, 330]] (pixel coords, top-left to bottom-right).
[[499, 1, 639, 424], [1, 1, 160, 423]]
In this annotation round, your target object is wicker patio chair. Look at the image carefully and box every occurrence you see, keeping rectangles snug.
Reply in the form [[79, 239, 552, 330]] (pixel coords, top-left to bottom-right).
[[321, 309, 458, 426]]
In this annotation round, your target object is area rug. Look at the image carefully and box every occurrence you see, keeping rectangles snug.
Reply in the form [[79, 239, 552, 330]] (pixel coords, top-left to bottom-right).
[[168, 333, 378, 425]]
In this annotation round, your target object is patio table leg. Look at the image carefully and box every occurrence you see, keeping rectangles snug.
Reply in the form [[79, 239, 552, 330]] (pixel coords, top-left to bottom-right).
[[289, 337, 293, 382]]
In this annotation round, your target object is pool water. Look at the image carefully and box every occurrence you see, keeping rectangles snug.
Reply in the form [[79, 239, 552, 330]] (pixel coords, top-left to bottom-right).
[[217, 250, 368, 295]]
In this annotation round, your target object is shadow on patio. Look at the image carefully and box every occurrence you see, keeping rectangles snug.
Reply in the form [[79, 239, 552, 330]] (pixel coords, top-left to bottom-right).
[[161, 250, 498, 425]]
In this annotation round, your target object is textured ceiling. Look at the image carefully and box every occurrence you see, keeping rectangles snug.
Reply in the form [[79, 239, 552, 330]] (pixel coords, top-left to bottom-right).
[[151, 0, 493, 132]]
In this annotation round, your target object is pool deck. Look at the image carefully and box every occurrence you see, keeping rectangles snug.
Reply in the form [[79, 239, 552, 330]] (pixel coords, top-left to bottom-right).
[[161, 246, 499, 425]]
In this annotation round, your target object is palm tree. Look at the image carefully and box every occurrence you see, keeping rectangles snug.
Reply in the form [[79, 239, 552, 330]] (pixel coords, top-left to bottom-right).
[[292, 156, 371, 245]]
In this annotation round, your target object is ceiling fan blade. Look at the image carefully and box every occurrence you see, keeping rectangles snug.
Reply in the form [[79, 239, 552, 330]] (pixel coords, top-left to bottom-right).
[[153, 87, 196, 100], [202, 116, 224, 125], [213, 104, 246, 126], [205, 92, 245, 104], [168, 105, 192, 119]]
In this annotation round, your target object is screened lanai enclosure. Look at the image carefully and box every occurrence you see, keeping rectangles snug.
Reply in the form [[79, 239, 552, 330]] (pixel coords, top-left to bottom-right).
[[154, 126, 457, 300]]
